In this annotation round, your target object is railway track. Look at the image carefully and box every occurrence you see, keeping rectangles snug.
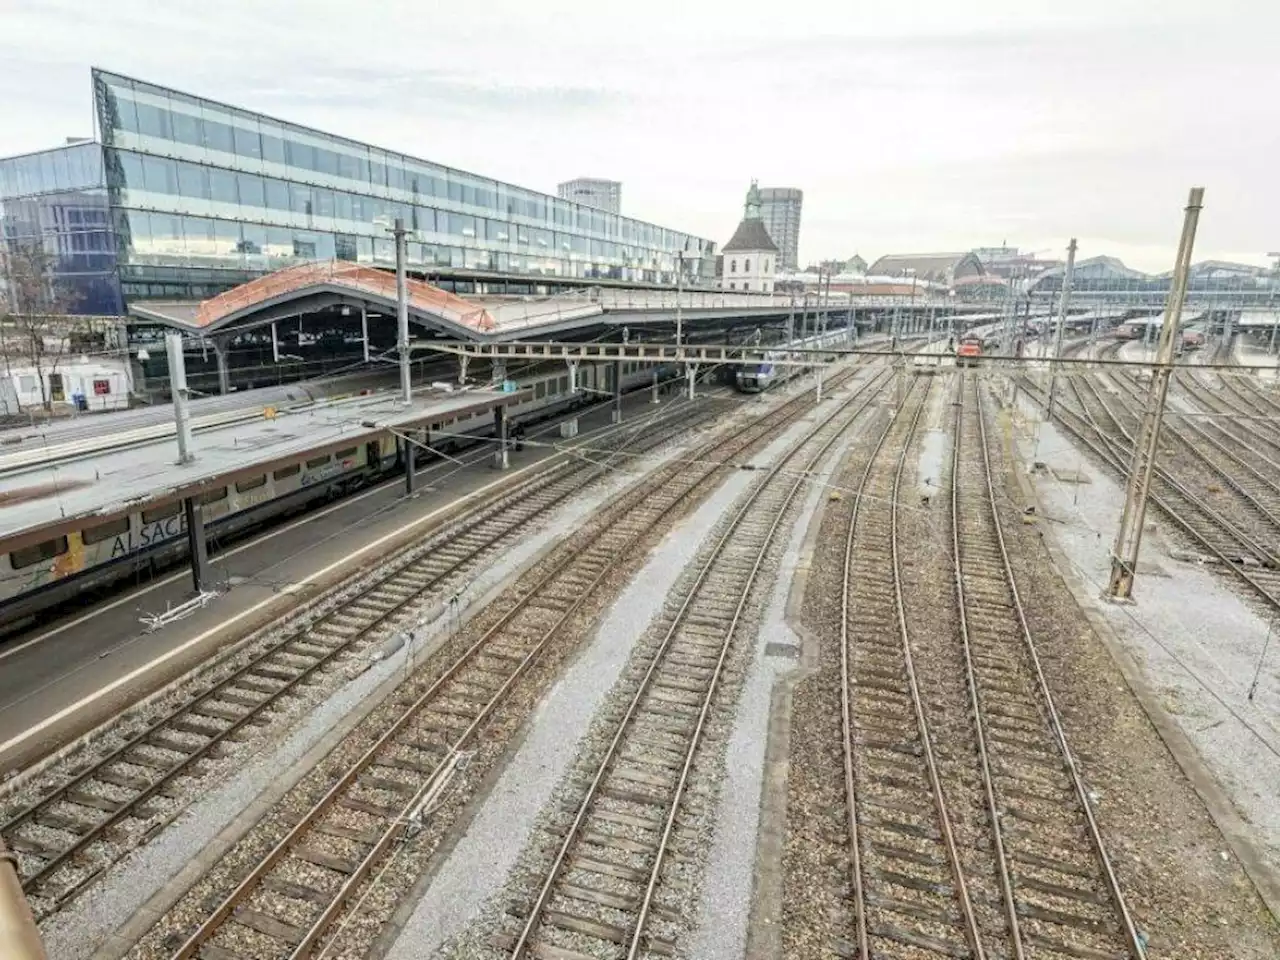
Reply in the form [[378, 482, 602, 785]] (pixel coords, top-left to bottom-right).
[[495, 346, 896, 960], [1174, 370, 1280, 463], [0, 395, 724, 919], [1019, 372, 1280, 612], [836, 372, 994, 960], [158, 362, 887, 960], [1092, 370, 1280, 558], [950, 373, 1145, 959]]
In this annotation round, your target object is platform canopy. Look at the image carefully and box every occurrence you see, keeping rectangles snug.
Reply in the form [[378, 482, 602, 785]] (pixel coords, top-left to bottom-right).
[[128, 260, 606, 341]]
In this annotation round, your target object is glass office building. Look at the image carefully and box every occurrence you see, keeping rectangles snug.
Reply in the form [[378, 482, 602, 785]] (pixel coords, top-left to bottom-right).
[[0, 69, 715, 316]]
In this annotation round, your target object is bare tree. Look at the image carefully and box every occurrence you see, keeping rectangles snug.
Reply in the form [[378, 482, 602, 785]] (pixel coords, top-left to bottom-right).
[[0, 241, 82, 411]]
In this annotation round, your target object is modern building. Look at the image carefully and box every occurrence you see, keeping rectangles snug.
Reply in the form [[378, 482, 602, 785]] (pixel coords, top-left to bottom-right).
[[556, 177, 621, 214], [0, 69, 715, 317], [720, 182, 778, 294], [757, 187, 802, 271]]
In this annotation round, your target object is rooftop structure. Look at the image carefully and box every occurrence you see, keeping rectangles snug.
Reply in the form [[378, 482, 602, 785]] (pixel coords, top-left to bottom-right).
[[0, 70, 715, 318], [556, 178, 621, 214]]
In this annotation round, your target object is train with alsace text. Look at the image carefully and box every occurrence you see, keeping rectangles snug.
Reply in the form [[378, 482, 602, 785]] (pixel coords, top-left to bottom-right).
[[0, 359, 673, 634]]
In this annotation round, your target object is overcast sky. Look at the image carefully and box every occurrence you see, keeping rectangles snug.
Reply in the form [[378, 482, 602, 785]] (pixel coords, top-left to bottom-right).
[[3, 0, 1277, 271]]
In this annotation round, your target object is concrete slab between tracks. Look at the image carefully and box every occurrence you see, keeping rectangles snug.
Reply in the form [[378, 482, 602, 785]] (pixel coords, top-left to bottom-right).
[[1006, 404, 1280, 927], [377, 392, 822, 960], [55, 435, 672, 960], [743, 395, 890, 960]]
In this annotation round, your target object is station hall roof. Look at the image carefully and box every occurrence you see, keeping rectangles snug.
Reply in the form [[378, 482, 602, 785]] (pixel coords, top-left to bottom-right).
[[867, 253, 985, 283]]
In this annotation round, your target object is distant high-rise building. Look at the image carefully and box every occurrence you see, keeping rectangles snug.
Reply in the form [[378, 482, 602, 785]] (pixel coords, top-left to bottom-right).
[[758, 187, 803, 271], [557, 178, 622, 214]]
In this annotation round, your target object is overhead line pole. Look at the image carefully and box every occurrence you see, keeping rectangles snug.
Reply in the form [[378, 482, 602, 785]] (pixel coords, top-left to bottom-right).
[[1107, 187, 1204, 600], [1045, 237, 1078, 420], [394, 217, 411, 405]]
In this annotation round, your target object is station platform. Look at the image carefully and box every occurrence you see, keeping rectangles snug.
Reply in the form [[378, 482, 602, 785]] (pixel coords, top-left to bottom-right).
[[0, 387, 513, 548], [0, 385, 705, 772]]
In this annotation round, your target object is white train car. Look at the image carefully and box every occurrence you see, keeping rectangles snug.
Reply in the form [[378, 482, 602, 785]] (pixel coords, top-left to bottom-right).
[[735, 328, 851, 393], [0, 359, 671, 633]]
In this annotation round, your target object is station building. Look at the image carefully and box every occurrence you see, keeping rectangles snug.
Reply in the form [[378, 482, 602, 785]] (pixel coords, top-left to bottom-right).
[[0, 69, 718, 319]]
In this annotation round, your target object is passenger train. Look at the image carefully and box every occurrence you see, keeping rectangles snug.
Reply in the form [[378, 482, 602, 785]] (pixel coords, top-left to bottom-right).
[[0, 359, 672, 634], [734, 329, 852, 393]]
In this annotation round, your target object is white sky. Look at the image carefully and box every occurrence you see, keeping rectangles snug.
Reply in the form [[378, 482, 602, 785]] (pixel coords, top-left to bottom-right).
[[2, 0, 1277, 272]]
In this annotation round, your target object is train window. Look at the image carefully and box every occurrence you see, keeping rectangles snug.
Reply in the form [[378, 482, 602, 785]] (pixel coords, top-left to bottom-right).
[[10, 536, 69, 569], [306, 454, 331, 469], [334, 446, 358, 461], [141, 501, 181, 523], [535, 380, 546, 399], [82, 516, 130, 545], [273, 464, 301, 481], [560, 376, 569, 392], [199, 487, 228, 505], [236, 475, 267, 493]]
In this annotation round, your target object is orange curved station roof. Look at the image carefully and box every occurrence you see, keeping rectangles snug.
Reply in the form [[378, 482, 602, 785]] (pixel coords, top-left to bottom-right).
[[190, 260, 499, 334]]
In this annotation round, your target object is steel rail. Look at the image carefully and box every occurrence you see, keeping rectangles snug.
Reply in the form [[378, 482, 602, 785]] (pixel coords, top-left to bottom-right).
[[171, 361, 879, 960], [839, 373, 987, 960], [948, 371, 1025, 958], [1020, 374, 1280, 613], [508, 365, 894, 960], [1074, 374, 1279, 565], [1100, 369, 1280, 557], [2, 396, 716, 911], [968, 373, 1147, 957]]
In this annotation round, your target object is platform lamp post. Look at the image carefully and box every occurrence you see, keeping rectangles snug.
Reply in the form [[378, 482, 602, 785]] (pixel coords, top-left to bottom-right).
[[1107, 187, 1204, 601], [393, 217, 411, 405]]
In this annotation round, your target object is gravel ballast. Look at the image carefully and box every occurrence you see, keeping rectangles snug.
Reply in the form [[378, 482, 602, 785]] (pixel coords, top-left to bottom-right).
[[997, 390, 1280, 956]]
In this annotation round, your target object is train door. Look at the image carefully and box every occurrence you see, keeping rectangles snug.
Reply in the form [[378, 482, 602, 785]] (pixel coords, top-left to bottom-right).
[[366, 440, 381, 474]]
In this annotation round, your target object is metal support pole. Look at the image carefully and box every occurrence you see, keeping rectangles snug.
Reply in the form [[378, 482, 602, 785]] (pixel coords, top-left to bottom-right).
[[395, 217, 411, 404], [270, 321, 279, 364], [1108, 187, 1204, 599], [404, 437, 416, 495], [361, 303, 370, 363], [212, 338, 230, 396], [458, 354, 469, 386], [493, 405, 509, 469], [183, 496, 212, 593], [612, 359, 623, 423], [1046, 238, 1078, 420], [651, 368, 660, 403], [165, 333, 195, 464], [567, 360, 579, 393], [675, 250, 684, 357], [0, 839, 46, 960], [686, 362, 698, 400]]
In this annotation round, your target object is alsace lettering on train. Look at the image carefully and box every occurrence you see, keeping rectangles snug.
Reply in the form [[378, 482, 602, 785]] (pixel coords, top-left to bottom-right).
[[110, 514, 186, 558]]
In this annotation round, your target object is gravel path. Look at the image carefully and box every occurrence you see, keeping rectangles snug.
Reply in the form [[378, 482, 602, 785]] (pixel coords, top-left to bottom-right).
[[996, 391, 1280, 956]]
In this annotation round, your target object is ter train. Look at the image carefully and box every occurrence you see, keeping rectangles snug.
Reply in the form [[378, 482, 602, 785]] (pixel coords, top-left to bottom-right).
[[734, 329, 852, 393], [0, 360, 668, 634]]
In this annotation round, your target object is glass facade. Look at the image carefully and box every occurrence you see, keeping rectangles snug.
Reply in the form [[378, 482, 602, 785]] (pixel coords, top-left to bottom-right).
[[0, 142, 124, 315], [88, 69, 714, 308]]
